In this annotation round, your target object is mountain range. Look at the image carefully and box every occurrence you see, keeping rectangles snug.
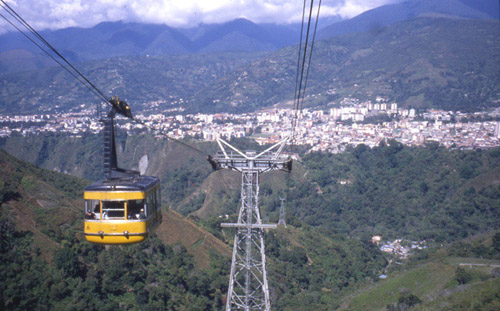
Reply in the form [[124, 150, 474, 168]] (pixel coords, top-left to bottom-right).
[[318, 0, 498, 39], [0, 0, 498, 74], [0, 16, 498, 114], [0, 0, 499, 114], [0, 18, 301, 73]]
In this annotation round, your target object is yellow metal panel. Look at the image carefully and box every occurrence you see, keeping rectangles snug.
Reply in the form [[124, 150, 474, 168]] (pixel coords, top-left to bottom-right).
[[85, 234, 146, 244], [84, 219, 149, 245], [84, 191, 145, 200]]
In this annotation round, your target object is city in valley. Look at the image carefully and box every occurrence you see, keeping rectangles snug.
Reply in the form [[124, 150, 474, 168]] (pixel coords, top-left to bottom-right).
[[1, 99, 500, 153]]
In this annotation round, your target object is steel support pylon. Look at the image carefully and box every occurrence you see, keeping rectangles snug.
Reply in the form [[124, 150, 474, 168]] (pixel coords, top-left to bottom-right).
[[278, 196, 286, 228], [208, 137, 292, 311]]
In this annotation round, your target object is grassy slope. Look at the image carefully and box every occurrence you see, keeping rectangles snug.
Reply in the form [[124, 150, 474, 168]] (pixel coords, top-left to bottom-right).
[[156, 208, 231, 269], [453, 165, 500, 198], [339, 262, 454, 310], [0, 149, 231, 269], [338, 234, 500, 311], [0, 149, 86, 261]]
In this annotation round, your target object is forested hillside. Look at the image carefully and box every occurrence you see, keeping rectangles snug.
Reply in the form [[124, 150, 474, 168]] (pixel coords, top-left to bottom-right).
[[0, 148, 227, 310], [2, 138, 499, 309], [2, 133, 500, 243], [283, 142, 500, 241], [0, 148, 390, 310]]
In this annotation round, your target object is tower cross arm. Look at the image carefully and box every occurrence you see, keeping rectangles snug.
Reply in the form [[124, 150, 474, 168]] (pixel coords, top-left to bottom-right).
[[208, 136, 292, 173]]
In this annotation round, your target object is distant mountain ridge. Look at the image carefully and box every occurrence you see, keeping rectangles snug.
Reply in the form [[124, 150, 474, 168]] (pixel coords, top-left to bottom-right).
[[188, 17, 500, 113], [319, 0, 498, 39], [1, 0, 499, 113], [0, 17, 498, 114], [2, 0, 498, 75], [0, 18, 300, 73]]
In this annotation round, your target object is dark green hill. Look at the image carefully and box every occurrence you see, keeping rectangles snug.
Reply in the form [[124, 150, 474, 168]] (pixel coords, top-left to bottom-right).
[[2, 131, 500, 309], [0, 147, 392, 310], [0, 146, 231, 310], [3, 132, 500, 244], [0, 149, 85, 261], [287, 142, 500, 241]]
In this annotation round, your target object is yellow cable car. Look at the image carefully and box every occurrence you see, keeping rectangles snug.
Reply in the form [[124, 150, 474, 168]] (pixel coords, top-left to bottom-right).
[[84, 176, 162, 244], [83, 97, 162, 244]]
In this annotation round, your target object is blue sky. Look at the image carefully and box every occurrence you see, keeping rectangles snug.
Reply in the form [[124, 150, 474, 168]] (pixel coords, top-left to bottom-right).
[[0, 0, 401, 32]]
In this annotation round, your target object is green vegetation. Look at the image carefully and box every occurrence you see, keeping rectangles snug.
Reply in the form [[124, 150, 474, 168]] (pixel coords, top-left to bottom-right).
[[339, 232, 500, 311], [2, 131, 500, 309], [0, 148, 87, 202], [0, 149, 228, 310], [0, 215, 227, 311], [3, 132, 500, 243], [267, 227, 386, 310], [280, 142, 500, 241], [0, 147, 389, 310]]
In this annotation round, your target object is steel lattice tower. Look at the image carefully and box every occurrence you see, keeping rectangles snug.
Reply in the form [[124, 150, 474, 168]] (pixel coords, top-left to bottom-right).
[[278, 196, 286, 228], [208, 137, 291, 311]]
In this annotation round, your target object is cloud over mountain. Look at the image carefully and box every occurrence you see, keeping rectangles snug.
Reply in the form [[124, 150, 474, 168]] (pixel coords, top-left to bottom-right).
[[0, 0, 401, 33]]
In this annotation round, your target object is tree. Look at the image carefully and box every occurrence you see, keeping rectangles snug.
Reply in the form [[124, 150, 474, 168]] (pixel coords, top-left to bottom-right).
[[455, 267, 473, 285], [54, 247, 81, 278], [492, 232, 500, 253]]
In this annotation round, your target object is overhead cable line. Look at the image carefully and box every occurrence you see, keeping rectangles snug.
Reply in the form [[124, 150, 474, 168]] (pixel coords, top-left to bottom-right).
[[133, 117, 241, 201], [0, 0, 110, 103], [291, 0, 321, 142], [299, 0, 322, 112], [293, 0, 308, 121], [0, 11, 107, 102], [293, 0, 314, 129], [1, 1, 212, 165]]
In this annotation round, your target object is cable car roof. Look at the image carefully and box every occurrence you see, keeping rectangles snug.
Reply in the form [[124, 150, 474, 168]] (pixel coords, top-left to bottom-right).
[[85, 175, 160, 192]]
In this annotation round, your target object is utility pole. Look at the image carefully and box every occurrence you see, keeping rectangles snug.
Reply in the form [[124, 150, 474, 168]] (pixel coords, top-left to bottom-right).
[[278, 196, 286, 228], [208, 137, 291, 311]]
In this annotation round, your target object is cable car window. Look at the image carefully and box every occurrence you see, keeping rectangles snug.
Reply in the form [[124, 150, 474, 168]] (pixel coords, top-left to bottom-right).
[[157, 189, 161, 210], [102, 201, 125, 219], [147, 194, 153, 218], [85, 199, 99, 220], [127, 199, 145, 219]]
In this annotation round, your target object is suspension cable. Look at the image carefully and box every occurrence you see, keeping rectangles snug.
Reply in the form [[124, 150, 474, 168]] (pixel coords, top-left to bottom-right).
[[294, 0, 315, 127], [299, 0, 322, 112], [1, 1, 210, 159], [0, 12, 107, 102], [290, 0, 321, 144], [293, 0, 308, 120], [0, 0, 110, 103]]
